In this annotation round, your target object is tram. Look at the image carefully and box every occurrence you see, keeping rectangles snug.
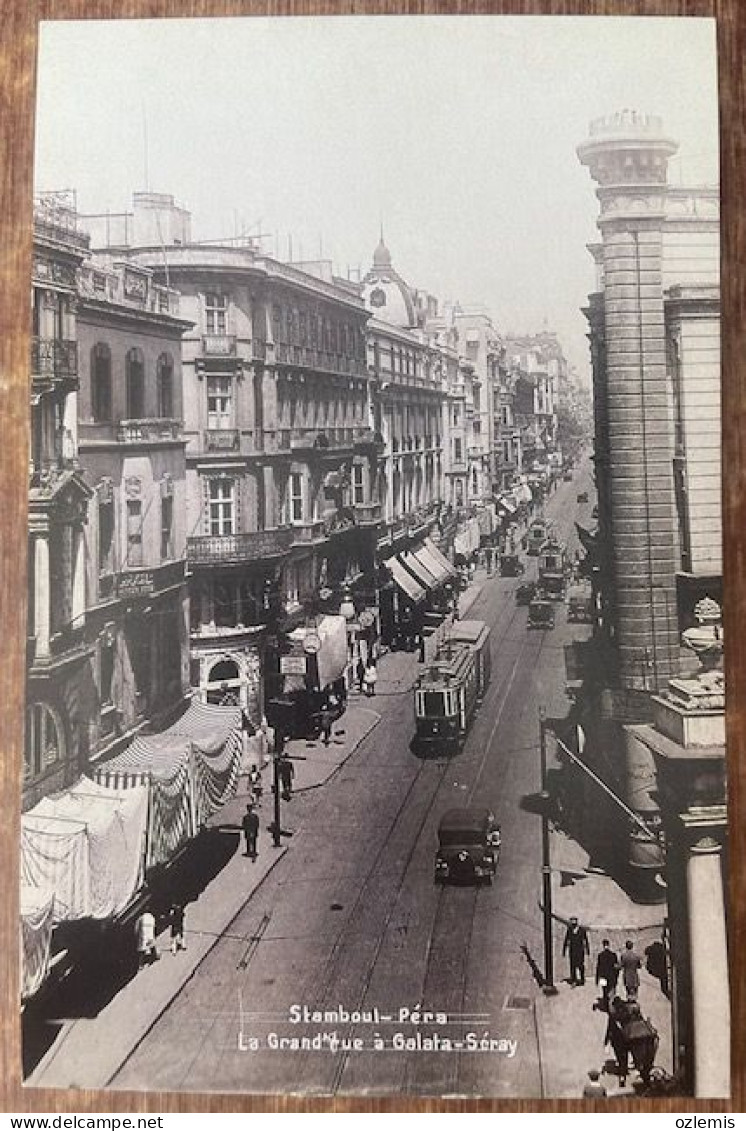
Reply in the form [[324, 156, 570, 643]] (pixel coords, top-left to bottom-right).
[[527, 519, 548, 556], [413, 619, 491, 754], [537, 536, 567, 600]]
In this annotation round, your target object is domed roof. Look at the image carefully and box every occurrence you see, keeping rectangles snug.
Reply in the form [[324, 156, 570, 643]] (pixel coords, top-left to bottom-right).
[[362, 234, 416, 329], [373, 236, 392, 269]]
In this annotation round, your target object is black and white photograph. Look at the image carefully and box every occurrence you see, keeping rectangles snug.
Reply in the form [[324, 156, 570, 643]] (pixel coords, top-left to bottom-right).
[[19, 13, 727, 1100]]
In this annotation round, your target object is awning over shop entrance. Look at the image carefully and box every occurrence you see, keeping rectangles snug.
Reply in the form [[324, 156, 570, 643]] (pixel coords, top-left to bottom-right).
[[424, 538, 457, 580], [386, 556, 426, 604], [497, 495, 518, 516], [400, 549, 439, 592], [415, 543, 453, 585]]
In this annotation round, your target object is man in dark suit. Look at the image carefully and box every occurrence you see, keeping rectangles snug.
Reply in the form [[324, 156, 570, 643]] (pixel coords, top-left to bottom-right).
[[562, 916, 590, 985], [595, 938, 619, 1010]]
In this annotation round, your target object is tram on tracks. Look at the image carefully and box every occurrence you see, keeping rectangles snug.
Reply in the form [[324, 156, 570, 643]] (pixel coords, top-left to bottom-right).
[[537, 535, 568, 600], [413, 619, 491, 754]]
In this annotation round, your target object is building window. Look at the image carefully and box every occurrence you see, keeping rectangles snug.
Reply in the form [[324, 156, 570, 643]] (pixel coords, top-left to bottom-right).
[[288, 472, 304, 523], [352, 464, 365, 505], [207, 376, 232, 428], [126, 499, 143, 566], [205, 292, 227, 335], [25, 702, 64, 781], [91, 343, 112, 422], [99, 498, 114, 576], [161, 495, 174, 560], [209, 479, 234, 536], [125, 347, 145, 419], [100, 639, 115, 708], [157, 353, 174, 418], [454, 437, 463, 463]]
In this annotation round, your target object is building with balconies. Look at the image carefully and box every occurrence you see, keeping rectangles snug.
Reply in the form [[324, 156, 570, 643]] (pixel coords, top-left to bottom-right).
[[82, 194, 381, 720], [25, 193, 93, 810], [452, 309, 504, 503], [75, 254, 192, 761]]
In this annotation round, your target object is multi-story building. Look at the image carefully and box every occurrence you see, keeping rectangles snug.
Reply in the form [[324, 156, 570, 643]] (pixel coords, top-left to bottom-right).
[[25, 193, 93, 810], [76, 254, 192, 760], [452, 308, 503, 501], [577, 110, 725, 1092], [83, 194, 380, 722]]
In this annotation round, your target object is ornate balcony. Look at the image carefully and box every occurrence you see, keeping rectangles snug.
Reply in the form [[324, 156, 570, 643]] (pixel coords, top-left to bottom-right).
[[31, 337, 78, 384], [202, 334, 237, 357], [116, 418, 183, 444], [290, 519, 326, 545], [354, 501, 382, 525], [187, 528, 293, 565], [203, 428, 241, 453]]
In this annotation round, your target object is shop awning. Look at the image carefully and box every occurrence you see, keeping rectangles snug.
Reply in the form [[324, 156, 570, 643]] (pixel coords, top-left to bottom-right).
[[497, 496, 518, 515], [424, 538, 457, 580], [400, 549, 439, 591], [415, 544, 452, 585], [387, 556, 426, 604]]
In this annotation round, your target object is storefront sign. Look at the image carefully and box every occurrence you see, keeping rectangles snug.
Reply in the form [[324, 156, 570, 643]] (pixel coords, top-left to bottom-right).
[[118, 569, 155, 597], [280, 655, 307, 676]]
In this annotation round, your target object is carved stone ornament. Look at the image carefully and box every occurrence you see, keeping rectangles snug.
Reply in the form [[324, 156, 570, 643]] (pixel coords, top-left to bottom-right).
[[124, 475, 143, 499], [97, 477, 114, 504]]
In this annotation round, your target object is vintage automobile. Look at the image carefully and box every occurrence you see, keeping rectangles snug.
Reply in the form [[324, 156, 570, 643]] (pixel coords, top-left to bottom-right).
[[515, 580, 537, 606], [567, 581, 594, 623], [500, 553, 525, 577], [435, 807, 501, 885], [563, 470, 573, 482], [528, 595, 556, 630], [577, 491, 589, 504]]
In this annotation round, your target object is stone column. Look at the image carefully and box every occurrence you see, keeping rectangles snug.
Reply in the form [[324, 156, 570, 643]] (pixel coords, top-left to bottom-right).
[[686, 834, 730, 1097], [72, 527, 86, 625], [34, 535, 51, 658]]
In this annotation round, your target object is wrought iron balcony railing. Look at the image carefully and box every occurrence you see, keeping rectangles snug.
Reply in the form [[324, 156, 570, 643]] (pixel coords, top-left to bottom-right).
[[187, 528, 293, 565], [117, 419, 183, 443], [31, 337, 78, 381]]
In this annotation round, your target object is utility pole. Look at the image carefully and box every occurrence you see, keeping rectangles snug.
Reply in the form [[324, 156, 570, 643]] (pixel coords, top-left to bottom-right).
[[539, 708, 558, 995], [272, 734, 283, 848]]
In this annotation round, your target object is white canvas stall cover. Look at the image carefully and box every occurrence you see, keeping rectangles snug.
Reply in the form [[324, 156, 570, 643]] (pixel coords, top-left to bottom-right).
[[20, 884, 56, 1000], [21, 777, 148, 921], [316, 615, 348, 689], [95, 702, 242, 869]]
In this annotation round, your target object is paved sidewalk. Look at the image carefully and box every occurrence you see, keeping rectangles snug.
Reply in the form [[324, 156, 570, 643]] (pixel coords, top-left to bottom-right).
[[282, 705, 381, 792], [534, 827, 671, 1099]]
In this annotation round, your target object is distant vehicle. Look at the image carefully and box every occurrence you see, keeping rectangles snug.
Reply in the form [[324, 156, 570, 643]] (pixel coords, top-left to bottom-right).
[[567, 581, 594, 623], [516, 581, 536, 606], [563, 470, 573, 482], [528, 595, 556, 630], [413, 620, 491, 754], [577, 491, 589, 504], [538, 537, 567, 601], [592, 504, 599, 519], [435, 807, 501, 885], [500, 553, 525, 577], [527, 519, 548, 556]]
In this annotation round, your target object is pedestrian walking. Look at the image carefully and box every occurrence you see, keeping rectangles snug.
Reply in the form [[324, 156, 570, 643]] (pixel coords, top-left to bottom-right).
[[562, 916, 590, 986], [417, 633, 426, 663], [363, 662, 378, 697], [582, 1069, 607, 1098], [135, 909, 158, 968], [248, 764, 263, 803], [169, 903, 186, 954], [595, 938, 619, 1010], [619, 939, 643, 997], [242, 803, 260, 860], [279, 755, 295, 800], [356, 657, 366, 693], [644, 938, 669, 996], [319, 703, 334, 746], [485, 545, 494, 575]]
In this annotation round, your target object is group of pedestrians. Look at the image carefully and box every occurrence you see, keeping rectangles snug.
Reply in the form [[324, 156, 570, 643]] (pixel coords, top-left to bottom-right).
[[561, 920, 662, 1096], [134, 903, 187, 968]]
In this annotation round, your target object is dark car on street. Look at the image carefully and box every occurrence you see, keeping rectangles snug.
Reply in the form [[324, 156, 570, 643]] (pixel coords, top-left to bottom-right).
[[435, 808, 501, 885], [500, 553, 525, 577], [577, 491, 589, 504], [528, 595, 556, 629], [515, 580, 536, 606]]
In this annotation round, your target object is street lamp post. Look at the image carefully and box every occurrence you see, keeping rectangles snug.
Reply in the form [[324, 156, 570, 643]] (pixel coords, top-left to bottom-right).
[[539, 708, 558, 995]]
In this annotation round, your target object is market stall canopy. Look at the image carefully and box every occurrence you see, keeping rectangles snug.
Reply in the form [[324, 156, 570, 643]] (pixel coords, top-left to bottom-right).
[[386, 556, 426, 604], [21, 777, 149, 922], [20, 884, 56, 1000]]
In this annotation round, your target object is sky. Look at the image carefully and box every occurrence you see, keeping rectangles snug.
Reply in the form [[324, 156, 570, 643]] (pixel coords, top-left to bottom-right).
[[34, 15, 719, 384]]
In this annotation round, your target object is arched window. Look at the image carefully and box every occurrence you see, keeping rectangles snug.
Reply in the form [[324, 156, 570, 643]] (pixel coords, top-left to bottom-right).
[[125, 347, 145, 419], [157, 353, 174, 418], [91, 343, 112, 422], [25, 702, 65, 781]]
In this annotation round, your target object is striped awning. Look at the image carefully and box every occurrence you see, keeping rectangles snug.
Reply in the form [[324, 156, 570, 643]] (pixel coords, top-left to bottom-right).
[[424, 538, 457, 580], [400, 549, 439, 592], [387, 556, 425, 604]]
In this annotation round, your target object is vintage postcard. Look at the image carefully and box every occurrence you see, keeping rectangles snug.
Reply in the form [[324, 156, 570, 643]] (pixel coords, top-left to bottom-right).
[[19, 14, 727, 1099]]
